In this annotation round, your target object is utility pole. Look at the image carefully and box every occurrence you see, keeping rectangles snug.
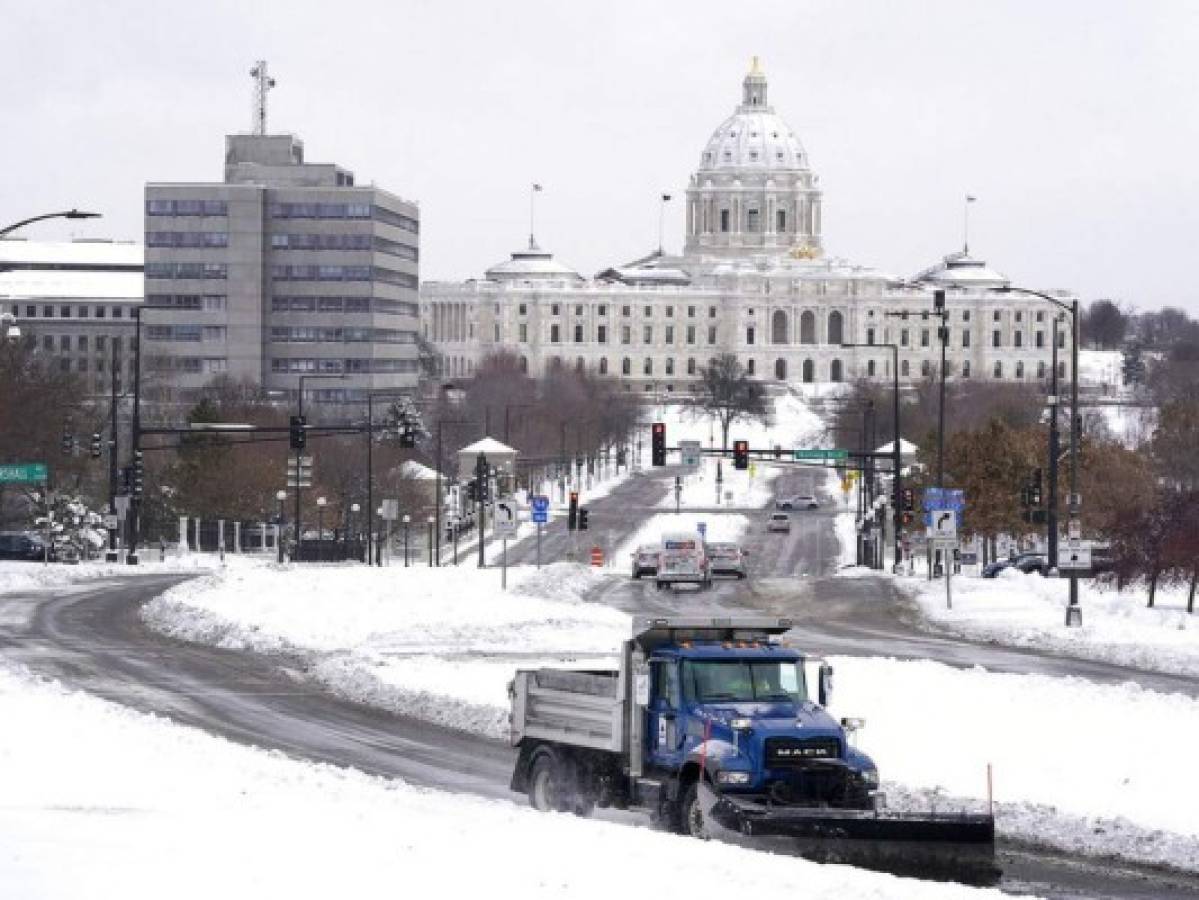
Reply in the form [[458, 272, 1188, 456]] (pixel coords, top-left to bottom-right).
[[107, 359, 119, 562], [1047, 317, 1060, 572], [477, 452, 488, 569], [128, 307, 142, 564]]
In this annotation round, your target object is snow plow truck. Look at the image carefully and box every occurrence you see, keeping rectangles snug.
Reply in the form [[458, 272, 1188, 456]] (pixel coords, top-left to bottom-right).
[[509, 616, 997, 882]]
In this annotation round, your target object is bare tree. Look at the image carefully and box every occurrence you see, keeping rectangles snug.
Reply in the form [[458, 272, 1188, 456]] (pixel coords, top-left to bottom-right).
[[692, 353, 769, 451], [1081, 299, 1129, 350]]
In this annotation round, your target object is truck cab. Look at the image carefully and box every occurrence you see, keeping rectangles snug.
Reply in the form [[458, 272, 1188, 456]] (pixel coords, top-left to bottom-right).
[[644, 640, 877, 809]]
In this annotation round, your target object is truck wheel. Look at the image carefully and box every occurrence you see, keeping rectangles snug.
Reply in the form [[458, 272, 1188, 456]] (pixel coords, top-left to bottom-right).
[[528, 751, 594, 817], [676, 782, 708, 839]]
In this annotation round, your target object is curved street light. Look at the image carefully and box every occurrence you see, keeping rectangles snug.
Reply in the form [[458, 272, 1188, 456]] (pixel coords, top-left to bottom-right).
[[0, 209, 101, 241]]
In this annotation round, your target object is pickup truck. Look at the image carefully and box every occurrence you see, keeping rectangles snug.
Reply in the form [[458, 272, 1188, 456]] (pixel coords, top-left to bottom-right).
[[509, 616, 996, 879]]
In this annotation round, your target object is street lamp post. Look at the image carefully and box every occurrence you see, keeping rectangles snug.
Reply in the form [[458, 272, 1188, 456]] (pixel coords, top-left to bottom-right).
[[276, 490, 287, 563], [1047, 317, 1061, 574], [0, 209, 100, 241], [426, 515, 435, 566], [349, 502, 360, 561], [316, 496, 327, 563], [990, 286, 1082, 625], [844, 342, 902, 572], [402, 514, 411, 567]]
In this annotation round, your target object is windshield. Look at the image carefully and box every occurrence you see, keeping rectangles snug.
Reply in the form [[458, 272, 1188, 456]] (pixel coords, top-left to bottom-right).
[[682, 660, 807, 704]]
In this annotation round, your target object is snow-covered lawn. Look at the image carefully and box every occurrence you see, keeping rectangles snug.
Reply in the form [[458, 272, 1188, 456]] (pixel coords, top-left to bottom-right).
[[642, 389, 825, 459], [656, 455, 779, 509], [0, 553, 225, 595], [145, 562, 1199, 873], [0, 663, 1007, 900], [903, 568, 1199, 677]]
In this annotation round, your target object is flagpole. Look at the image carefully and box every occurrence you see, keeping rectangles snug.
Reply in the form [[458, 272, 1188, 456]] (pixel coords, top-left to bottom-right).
[[963, 194, 976, 254], [529, 183, 542, 249]]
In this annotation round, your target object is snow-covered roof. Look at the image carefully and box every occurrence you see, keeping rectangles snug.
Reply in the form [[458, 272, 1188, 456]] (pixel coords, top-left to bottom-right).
[[458, 437, 516, 456], [0, 269, 142, 301], [596, 265, 691, 286], [875, 438, 919, 456], [484, 241, 582, 282], [912, 250, 1009, 289], [398, 461, 440, 481], [0, 239, 143, 268], [697, 60, 810, 173], [0, 239, 144, 302]]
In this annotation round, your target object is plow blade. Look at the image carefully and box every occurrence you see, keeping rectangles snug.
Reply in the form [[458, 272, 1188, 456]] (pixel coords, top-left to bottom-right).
[[709, 795, 998, 885]]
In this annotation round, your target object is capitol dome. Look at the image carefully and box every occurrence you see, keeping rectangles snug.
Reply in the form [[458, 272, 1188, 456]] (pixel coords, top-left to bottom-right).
[[698, 59, 809, 173], [684, 59, 823, 260]]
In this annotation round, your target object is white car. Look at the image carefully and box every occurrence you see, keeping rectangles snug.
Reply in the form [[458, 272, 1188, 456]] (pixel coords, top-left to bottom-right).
[[767, 512, 792, 533], [631, 545, 659, 579], [775, 494, 819, 510]]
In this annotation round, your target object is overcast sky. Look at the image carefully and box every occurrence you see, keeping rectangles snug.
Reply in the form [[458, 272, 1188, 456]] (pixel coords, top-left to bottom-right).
[[3, 0, 1197, 312]]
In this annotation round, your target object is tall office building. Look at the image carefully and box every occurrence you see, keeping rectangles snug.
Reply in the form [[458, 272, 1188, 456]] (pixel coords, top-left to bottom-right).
[[144, 131, 420, 403]]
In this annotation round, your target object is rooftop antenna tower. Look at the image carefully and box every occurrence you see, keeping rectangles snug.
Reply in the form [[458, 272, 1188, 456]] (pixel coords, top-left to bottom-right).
[[249, 60, 276, 135]]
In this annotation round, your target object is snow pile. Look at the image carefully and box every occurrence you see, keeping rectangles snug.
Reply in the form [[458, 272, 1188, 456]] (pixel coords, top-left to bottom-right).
[[145, 562, 628, 738], [1078, 349, 1122, 389], [0, 663, 1006, 900], [0, 554, 226, 596], [905, 569, 1199, 677]]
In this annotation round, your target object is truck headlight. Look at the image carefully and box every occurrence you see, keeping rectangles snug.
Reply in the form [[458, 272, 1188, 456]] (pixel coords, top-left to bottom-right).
[[859, 768, 879, 788], [716, 771, 752, 785]]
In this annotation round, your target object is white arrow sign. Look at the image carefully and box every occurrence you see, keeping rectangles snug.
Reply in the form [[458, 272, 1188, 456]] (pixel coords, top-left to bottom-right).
[[494, 498, 519, 538]]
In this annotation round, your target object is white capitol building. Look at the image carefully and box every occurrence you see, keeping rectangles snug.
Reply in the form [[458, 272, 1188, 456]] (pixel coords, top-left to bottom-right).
[[421, 60, 1069, 389]]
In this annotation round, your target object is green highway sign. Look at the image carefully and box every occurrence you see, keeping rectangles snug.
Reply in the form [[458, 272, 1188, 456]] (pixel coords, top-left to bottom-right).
[[0, 462, 48, 484], [793, 449, 849, 462]]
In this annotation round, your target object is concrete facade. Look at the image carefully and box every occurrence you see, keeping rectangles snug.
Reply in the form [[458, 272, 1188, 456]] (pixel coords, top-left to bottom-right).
[[145, 133, 420, 402]]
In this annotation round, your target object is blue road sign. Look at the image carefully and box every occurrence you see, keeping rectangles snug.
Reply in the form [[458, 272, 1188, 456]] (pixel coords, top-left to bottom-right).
[[923, 487, 965, 510], [531, 495, 550, 524], [697, 521, 707, 538]]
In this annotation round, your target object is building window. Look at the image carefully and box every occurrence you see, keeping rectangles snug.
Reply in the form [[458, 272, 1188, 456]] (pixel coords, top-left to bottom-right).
[[901, 359, 909, 377], [551, 304, 560, 316], [962, 361, 971, 378], [901, 329, 910, 347], [708, 326, 717, 344], [1058, 331, 1066, 349], [777, 209, 786, 232], [686, 326, 696, 344], [921, 329, 930, 347], [1037, 361, 1046, 379], [1035, 331, 1045, 348], [771, 310, 788, 345], [830, 359, 843, 382], [1015, 311, 1023, 322], [518, 303, 527, 316], [550, 325, 560, 343], [720, 209, 730, 232], [746, 326, 755, 346], [666, 306, 674, 318], [687, 306, 696, 318], [644, 306, 652, 317], [621, 306, 631, 317], [575, 305, 583, 316], [643, 326, 653, 344], [665, 326, 674, 345], [800, 311, 815, 344], [687, 358, 696, 375], [994, 361, 1003, 378], [1014, 331, 1023, 348], [1016, 361, 1025, 379], [519, 324, 528, 343], [867, 359, 876, 377], [644, 358, 653, 376], [598, 305, 607, 316], [598, 325, 608, 344], [962, 330, 971, 348], [962, 310, 971, 322], [866, 327, 875, 345], [622, 357, 631, 375], [574, 325, 584, 343], [921, 360, 931, 377], [747, 359, 755, 375], [709, 307, 717, 318], [665, 358, 675, 375], [622, 326, 631, 345], [992, 330, 1001, 348], [599, 357, 608, 375], [747, 209, 760, 233], [1058, 361, 1066, 379]]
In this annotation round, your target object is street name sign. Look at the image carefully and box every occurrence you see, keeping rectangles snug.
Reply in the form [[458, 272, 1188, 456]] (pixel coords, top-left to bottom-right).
[[793, 449, 848, 462], [0, 462, 48, 484], [679, 440, 702, 467]]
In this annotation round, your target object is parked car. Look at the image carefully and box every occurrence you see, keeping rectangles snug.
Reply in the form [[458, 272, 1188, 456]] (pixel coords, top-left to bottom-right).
[[982, 553, 1047, 578], [706, 542, 747, 579], [0, 531, 50, 562], [767, 512, 792, 533], [775, 494, 819, 511], [631, 544, 660, 579]]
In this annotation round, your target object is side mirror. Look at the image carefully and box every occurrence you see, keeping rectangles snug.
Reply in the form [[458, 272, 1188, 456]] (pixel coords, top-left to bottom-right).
[[817, 663, 834, 708]]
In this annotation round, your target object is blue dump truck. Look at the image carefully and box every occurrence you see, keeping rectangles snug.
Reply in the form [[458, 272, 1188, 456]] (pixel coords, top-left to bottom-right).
[[509, 616, 996, 882]]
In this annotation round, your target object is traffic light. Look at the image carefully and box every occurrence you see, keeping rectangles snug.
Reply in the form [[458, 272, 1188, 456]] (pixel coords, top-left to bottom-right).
[[902, 511, 915, 526], [651, 423, 666, 467], [466, 480, 478, 502], [733, 440, 749, 470], [289, 415, 307, 451], [90, 432, 103, 459], [901, 488, 914, 512], [578, 508, 589, 531], [933, 289, 946, 313], [479, 475, 491, 503], [399, 427, 416, 448], [568, 491, 579, 530], [132, 450, 145, 497]]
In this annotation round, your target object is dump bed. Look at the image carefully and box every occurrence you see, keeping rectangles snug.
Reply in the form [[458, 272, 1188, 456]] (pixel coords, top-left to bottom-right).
[[509, 668, 626, 753]]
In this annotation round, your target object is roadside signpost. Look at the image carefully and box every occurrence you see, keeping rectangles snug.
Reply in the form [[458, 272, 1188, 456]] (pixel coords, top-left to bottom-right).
[[495, 498, 520, 589], [696, 521, 707, 540], [531, 495, 549, 569], [679, 440, 702, 468]]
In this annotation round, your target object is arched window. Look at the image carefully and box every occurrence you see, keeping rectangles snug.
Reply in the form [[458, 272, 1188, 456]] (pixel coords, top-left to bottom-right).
[[621, 357, 631, 376], [800, 311, 816, 344], [644, 358, 653, 376], [774, 358, 787, 380], [867, 359, 876, 377], [830, 359, 843, 383], [901, 359, 910, 377], [828, 310, 844, 345], [1016, 361, 1024, 380], [599, 357, 608, 375], [802, 359, 814, 383], [665, 358, 675, 376], [747, 359, 756, 376], [687, 358, 696, 375], [771, 309, 788, 344], [519, 355, 528, 374]]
